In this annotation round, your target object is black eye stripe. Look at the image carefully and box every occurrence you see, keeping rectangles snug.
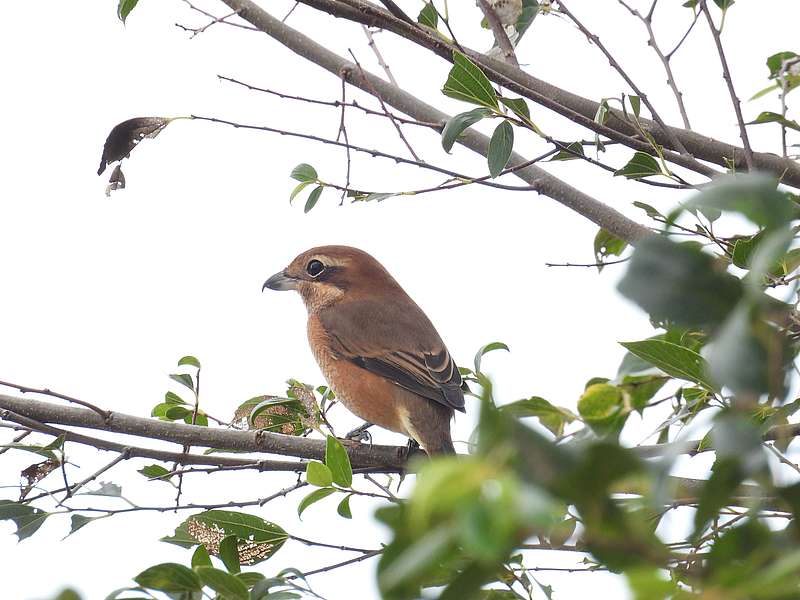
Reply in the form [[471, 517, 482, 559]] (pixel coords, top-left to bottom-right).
[[306, 259, 325, 277]]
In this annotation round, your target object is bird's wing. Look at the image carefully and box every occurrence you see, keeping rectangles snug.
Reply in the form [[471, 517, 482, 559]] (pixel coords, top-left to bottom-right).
[[319, 299, 465, 412]]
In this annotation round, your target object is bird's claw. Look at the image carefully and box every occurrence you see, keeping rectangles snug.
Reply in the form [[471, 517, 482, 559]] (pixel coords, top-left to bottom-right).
[[345, 421, 374, 444], [400, 438, 420, 461]]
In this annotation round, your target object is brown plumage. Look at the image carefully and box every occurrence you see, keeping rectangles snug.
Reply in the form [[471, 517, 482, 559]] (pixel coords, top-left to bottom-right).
[[263, 245, 464, 454]]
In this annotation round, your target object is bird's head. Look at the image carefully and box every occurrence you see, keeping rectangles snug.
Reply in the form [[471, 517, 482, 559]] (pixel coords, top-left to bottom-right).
[[263, 245, 400, 312]]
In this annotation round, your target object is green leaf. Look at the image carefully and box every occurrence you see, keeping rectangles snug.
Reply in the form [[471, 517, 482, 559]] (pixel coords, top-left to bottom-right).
[[474, 341, 510, 373], [693, 457, 744, 538], [684, 173, 795, 230], [195, 567, 249, 600], [52, 590, 82, 600], [298, 487, 336, 517], [219, 534, 241, 574], [515, 0, 541, 42], [304, 186, 323, 213], [164, 405, 192, 421], [289, 180, 314, 203], [442, 51, 499, 110], [325, 436, 352, 488], [749, 83, 781, 101], [593, 228, 628, 270], [617, 235, 742, 327], [549, 142, 585, 161], [161, 510, 287, 565], [0, 500, 49, 540], [767, 51, 799, 78], [117, 0, 140, 23], [620, 340, 717, 391], [713, 0, 734, 10], [165, 391, 187, 405], [441, 108, 491, 153], [169, 373, 195, 392], [499, 397, 576, 436], [578, 383, 624, 427], [632, 201, 663, 219], [134, 563, 202, 593], [417, 3, 438, 28], [235, 572, 265, 588], [487, 121, 514, 177], [337, 494, 353, 519], [66, 514, 99, 538], [629, 95, 641, 117], [290, 163, 317, 182], [745, 111, 800, 133], [708, 305, 783, 397], [499, 96, 543, 134], [178, 355, 201, 369], [305, 460, 333, 487], [191, 544, 213, 569], [0, 443, 58, 460], [614, 152, 661, 179]]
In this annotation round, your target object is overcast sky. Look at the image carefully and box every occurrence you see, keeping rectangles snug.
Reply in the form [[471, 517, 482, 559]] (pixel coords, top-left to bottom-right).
[[1, 1, 798, 598]]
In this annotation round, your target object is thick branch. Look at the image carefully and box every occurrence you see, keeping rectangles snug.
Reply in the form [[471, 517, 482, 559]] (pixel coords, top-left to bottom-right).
[[0, 394, 416, 469], [272, 0, 800, 188], [217, 0, 652, 244]]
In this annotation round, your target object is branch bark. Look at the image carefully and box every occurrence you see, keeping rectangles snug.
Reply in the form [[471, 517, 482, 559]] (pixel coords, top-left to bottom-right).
[[217, 0, 653, 245], [0, 394, 417, 469], [0, 394, 788, 509]]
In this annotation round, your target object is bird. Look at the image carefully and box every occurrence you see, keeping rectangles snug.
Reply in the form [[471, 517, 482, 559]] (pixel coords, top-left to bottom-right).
[[262, 246, 464, 454]]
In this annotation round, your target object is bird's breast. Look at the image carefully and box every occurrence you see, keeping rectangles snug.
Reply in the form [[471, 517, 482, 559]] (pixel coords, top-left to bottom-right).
[[306, 315, 409, 436]]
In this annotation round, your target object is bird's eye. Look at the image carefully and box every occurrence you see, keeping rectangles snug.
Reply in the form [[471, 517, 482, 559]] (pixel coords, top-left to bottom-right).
[[306, 259, 325, 277]]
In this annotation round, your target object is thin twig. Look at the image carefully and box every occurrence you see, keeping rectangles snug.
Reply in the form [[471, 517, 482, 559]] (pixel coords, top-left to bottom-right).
[[180, 0, 256, 32], [699, 0, 754, 170], [0, 379, 111, 421], [288, 534, 377, 554], [0, 430, 31, 456], [556, 1, 693, 160], [189, 114, 542, 192], [545, 257, 630, 268], [61, 450, 131, 501], [477, 0, 519, 67], [361, 26, 398, 86], [293, 549, 383, 578], [218, 75, 439, 128], [616, 0, 691, 128], [347, 49, 422, 161], [336, 76, 352, 204], [282, 1, 300, 22]]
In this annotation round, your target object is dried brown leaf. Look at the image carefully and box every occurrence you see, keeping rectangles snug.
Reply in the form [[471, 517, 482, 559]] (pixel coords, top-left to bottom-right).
[[19, 458, 60, 500], [97, 116, 171, 175]]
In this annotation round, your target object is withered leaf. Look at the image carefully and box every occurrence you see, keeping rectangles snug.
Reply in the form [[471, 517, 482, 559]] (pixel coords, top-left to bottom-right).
[[19, 458, 60, 501], [97, 117, 171, 175], [105, 164, 126, 197]]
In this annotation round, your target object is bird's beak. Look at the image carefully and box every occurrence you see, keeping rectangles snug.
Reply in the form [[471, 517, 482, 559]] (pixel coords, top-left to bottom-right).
[[262, 270, 298, 292]]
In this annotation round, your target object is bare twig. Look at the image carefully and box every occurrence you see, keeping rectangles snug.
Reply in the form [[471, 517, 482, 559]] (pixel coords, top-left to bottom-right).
[[616, 0, 691, 128], [556, 1, 692, 160], [218, 75, 439, 128], [545, 258, 630, 268], [336, 75, 352, 204], [361, 26, 398, 86], [347, 49, 421, 161], [0, 379, 111, 421], [478, 0, 519, 67], [699, 0, 754, 170], [189, 114, 543, 192], [294, 549, 383, 578]]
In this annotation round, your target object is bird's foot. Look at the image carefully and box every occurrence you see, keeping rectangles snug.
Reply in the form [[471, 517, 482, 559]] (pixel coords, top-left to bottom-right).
[[345, 421, 374, 444], [400, 438, 420, 461]]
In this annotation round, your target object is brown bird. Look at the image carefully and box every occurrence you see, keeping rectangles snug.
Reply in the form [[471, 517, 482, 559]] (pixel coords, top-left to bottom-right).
[[263, 246, 464, 454]]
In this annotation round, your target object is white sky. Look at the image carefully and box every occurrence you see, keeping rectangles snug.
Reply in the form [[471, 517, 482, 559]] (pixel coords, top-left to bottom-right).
[[1, 1, 798, 598]]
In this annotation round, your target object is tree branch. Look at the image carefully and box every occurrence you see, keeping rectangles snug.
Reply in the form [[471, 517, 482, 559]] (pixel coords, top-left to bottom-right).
[[216, 0, 653, 244], [269, 0, 800, 187], [0, 394, 418, 469], [699, 0, 754, 171]]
